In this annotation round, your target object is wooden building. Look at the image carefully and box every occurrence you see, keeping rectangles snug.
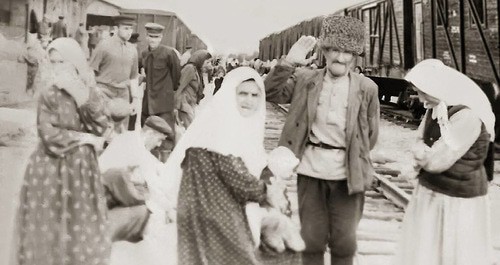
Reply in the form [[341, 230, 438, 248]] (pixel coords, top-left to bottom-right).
[[0, 0, 93, 39], [86, 0, 207, 54], [0, 0, 207, 54]]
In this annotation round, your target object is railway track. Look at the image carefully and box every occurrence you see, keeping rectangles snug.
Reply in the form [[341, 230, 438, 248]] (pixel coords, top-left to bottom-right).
[[265, 102, 414, 263], [379, 103, 419, 130]]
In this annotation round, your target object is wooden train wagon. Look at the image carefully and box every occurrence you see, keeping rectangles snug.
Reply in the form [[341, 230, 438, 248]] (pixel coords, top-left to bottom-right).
[[259, 0, 500, 135], [343, 0, 499, 98], [86, 0, 206, 54], [119, 8, 206, 55], [190, 34, 208, 51], [259, 0, 499, 89], [259, 16, 323, 62], [343, 0, 500, 137]]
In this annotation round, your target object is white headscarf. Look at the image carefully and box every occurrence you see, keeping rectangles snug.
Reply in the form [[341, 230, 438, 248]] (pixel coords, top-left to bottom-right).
[[47, 38, 94, 87], [405, 59, 495, 141], [162, 66, 267, 207]]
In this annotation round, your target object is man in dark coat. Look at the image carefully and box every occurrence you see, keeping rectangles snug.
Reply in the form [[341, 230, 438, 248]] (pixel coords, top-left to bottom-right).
[[141, 22, 181, 161], [51, 15, 67, 39], [264, 15, 380, 265]]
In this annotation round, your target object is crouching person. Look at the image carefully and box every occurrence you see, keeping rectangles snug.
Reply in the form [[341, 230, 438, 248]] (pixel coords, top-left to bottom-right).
[[103, 167, 150, 242], [99, 115, 175, 242]]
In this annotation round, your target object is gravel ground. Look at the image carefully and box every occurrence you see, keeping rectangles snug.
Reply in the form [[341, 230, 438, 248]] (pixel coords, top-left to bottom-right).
[[372, 119, 419, 180]]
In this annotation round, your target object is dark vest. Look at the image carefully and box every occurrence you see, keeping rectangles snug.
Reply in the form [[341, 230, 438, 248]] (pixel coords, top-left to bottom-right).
[[418, 105, 493, 198]]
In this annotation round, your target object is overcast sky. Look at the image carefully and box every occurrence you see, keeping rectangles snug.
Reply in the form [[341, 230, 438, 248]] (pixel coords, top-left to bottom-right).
[[110, 0, 367, 54]]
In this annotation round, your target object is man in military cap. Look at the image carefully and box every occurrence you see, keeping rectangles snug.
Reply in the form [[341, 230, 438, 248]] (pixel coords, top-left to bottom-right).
[[264, 15, 380, 265], [141, 22, 181, 161], [51, 15, 67, 39], [90, 15, 140, 131], [100, 115, 175, 242]]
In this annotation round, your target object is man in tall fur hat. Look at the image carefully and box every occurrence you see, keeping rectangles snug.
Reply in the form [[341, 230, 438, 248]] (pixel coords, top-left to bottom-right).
[[264, 15, 380, 265]]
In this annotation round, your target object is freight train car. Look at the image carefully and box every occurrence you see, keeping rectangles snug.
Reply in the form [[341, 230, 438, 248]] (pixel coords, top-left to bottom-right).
[[259, 0, 500, 140], [86, 0, 207, 54], [342, 0, 498, 115]]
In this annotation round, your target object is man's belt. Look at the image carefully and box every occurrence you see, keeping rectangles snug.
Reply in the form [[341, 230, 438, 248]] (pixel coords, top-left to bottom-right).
[[307, 141, 346, 150]]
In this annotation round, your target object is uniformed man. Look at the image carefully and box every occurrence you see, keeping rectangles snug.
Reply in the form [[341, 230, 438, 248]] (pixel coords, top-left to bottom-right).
[[90, 15, 140, 131], [141, 22, 181, 161]]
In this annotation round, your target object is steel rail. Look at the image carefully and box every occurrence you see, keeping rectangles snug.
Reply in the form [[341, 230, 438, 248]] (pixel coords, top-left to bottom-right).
[[373, 174, 410, 209]]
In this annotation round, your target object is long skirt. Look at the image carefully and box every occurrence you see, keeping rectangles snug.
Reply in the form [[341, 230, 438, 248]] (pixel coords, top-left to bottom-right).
[[394, 183, 494, 265], [13, 146, 111, 265]]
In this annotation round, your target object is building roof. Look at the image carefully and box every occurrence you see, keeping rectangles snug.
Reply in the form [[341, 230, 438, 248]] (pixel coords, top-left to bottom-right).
[[93, 0, 208, 51], [100, 0, 174, 15]]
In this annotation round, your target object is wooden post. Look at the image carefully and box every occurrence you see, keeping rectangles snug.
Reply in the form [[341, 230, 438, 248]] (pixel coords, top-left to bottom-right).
[[436, 0, 459, 69], [430, 0, 436, 58], [402, 0, 414, 68], [24, 3, 29, 43], [468, 0, 500, 85], [459, 0, 466, 74], [389, 0, 403, 65]]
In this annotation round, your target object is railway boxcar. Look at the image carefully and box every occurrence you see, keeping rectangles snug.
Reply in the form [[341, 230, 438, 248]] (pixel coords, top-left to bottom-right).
[[346, 0, 499, 138], [259, 0, 500, 140], [86, 0, 207, 54]]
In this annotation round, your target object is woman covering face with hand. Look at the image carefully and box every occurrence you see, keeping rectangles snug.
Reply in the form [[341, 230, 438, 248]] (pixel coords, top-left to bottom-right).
[[163, 67, 299, 265], [12, 38, 112, 265], [394, 59, 496, 265]]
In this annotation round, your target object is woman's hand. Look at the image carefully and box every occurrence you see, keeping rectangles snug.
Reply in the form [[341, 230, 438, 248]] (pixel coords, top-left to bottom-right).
[[412, 141, 430, 166], [80, 133, 105, 152]]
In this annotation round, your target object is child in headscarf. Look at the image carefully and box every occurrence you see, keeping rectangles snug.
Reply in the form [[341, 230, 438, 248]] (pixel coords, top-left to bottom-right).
[[165, 67, 301, 265], [174, 49, 212, 129], [394, 59, 496, 265], [12, 38, 112, 265]]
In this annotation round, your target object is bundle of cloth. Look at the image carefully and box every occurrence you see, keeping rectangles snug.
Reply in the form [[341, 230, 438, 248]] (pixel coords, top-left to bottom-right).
[[260, 146, 306, 253]]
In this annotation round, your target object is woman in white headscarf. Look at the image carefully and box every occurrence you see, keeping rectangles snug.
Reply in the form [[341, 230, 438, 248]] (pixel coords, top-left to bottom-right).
[[394, 59, 496, 265], [12, 38, 112, 265], [164, 67, 297, 265]]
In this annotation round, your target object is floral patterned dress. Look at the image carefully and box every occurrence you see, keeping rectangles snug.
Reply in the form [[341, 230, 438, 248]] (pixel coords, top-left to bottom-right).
[[177, 147, 268, 265], [14, 85, 111, 265], [177, 147, 303, 265]]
